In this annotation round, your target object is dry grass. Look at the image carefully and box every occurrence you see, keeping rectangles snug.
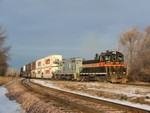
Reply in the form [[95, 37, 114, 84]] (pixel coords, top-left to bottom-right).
[[4, 78, 78, 113], [0, 76, 15, 85]]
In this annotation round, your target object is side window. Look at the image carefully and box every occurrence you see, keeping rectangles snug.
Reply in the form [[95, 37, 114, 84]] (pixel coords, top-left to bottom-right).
[[112, 55, 116, 61]]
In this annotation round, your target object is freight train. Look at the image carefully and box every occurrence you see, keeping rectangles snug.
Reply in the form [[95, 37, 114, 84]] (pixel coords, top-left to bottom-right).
[[20, 50, 128, 83]]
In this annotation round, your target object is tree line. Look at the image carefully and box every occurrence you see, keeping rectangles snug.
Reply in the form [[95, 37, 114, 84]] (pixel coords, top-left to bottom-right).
[[119, 26, 150, 82], [0, 27, 10, 76]]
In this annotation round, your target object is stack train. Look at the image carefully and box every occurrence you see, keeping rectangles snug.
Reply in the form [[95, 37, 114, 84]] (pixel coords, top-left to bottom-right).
[[20, 50, 128, 83]]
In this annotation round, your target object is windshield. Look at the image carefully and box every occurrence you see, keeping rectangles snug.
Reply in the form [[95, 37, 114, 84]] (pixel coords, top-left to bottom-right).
[[105, 55, 111, 61], [105, 55, 111, 63], [112, 55, 116, 62]]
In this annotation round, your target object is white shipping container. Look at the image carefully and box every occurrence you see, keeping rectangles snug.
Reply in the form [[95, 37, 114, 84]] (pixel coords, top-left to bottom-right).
[[43, 66, 60, 78], [26, 54, 62, 79], [31, 70, 36, 78], [36, 58, 44, 69], [43, 67, 52, 78], [43, 55, 62, 68], [36, 69, 43, 78]]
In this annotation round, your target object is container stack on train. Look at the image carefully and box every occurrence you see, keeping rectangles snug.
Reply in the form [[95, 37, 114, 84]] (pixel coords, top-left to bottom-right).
[[20, 55, 62, 78], [30, 61, 36, 78]]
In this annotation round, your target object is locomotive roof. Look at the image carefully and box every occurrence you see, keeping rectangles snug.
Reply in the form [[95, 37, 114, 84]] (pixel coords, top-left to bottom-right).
[[100, 51, 123, 56], [83, 51, 124, 64]]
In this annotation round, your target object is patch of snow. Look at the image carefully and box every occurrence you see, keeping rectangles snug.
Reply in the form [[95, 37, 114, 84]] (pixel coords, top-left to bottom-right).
[[0, 86, 22, 113], [87, 83, 150, 97], [31, 79, 150, 111], [31, 80, 62, 90], [87, 87, 143, 97]]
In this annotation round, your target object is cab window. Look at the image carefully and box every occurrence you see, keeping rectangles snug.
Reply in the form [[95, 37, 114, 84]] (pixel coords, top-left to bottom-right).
[[105, 55, 111, 61]]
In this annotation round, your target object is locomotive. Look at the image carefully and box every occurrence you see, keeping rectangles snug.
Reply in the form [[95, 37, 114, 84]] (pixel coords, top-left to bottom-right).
[[20, 50, 128, 83], [55, 51, 127, 83]]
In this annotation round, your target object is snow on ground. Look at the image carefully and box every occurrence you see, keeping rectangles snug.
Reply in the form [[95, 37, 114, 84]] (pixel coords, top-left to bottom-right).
[[0, 86, 22, 113], [87, 84, 150, 97], [31, 79, 150, 111]]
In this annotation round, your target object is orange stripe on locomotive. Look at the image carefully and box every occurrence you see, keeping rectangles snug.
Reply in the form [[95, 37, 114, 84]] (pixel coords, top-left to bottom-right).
[[82, 62, 125, 68]]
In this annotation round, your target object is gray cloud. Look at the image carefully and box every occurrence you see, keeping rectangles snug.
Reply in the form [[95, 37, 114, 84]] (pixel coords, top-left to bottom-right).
[[0, 0, 150, 69]]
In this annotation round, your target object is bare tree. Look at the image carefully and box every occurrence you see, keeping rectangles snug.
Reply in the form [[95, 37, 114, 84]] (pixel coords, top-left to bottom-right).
[[139, 26, 150, 78], [119, 28, 141, 68], [0, 27, 10, 76], [119, 26, 150, 82]]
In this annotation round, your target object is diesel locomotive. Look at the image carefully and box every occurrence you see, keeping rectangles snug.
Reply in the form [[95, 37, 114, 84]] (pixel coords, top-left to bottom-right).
[[20, 50, 128, 83]]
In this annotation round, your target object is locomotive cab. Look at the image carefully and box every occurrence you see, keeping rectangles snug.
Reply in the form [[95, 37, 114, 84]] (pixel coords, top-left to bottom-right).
[[102, 51, 124, 64]]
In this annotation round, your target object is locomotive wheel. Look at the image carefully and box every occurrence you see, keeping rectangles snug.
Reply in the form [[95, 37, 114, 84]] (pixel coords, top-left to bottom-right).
[[96, 76, 106, 82], [80, 76, 85, 82], [110, 78, 117, 83], [80, 76, 89, 82], [106, 74, 111, 82]]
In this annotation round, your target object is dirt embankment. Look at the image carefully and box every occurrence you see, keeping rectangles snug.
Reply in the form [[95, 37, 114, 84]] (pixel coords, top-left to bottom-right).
[[4, 78, 75, 113]]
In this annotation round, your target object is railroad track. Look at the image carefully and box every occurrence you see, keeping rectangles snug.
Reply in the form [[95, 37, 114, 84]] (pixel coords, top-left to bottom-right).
[[22, 78, 149, 113], [26, 77, 150, 87]]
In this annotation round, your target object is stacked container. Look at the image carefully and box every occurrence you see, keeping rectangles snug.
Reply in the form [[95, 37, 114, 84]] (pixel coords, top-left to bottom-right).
[[25, 63, 32, 77], [31, 61, 36, 78], [36, 58, 44, 78], [43, 55, 62, 78], [21, 54, 62, 79]]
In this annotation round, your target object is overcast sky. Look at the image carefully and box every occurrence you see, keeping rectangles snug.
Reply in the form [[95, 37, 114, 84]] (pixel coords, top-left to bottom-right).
[[0, 0, 150, 70]]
